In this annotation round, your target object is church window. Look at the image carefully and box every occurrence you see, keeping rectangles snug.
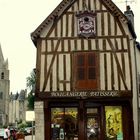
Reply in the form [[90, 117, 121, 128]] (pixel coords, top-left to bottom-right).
[[1, 72, 4, 79], [0, 92, 3, 99]]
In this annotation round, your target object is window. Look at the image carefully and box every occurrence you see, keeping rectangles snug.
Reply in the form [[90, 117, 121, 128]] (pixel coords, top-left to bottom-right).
[[105, 106, 123, 140], [0, 92, 3, 99], [51, 107, 78, 140], [73, 52, 99, 90], [1, 72, 4, 79]]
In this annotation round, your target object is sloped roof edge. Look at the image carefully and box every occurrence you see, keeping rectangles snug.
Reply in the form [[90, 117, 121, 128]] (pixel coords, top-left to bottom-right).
[[101, 0, 128, 21], [31, 0, 75, 44], [31, 0, 128, 44]]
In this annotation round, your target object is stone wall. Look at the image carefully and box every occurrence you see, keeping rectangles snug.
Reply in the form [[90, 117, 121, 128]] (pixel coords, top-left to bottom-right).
[[35, 101, 44, 140]]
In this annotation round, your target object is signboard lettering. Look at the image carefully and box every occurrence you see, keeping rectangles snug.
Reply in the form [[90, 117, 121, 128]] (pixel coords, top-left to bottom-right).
[[50, 91, 119, 98]]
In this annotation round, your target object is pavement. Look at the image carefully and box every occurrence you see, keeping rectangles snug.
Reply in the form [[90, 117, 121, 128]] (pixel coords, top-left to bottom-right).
[[25, 135, 35, 140]]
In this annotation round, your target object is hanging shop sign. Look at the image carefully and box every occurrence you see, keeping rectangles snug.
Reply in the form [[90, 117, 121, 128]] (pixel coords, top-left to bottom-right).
[[76, 10, 96, 38]]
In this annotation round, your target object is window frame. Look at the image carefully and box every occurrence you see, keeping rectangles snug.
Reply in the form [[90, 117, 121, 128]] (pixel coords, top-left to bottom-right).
[[72, 51, 99, 91], [1, 72, 4, 79]]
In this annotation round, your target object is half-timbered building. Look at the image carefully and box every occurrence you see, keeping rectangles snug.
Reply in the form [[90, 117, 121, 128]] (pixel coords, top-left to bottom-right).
[[31, 0, 139, 140]]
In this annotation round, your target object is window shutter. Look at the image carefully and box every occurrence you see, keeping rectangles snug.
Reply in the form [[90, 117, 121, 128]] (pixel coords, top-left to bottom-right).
[[73, 52, 99, 90]]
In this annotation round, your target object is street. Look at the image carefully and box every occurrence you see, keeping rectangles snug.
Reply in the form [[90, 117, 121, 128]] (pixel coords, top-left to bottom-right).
[[25, 135, 35, 140]]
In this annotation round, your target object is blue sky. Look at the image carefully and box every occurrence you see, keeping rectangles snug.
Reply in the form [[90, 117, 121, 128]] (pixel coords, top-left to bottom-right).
[[0, 0, 139, 93]]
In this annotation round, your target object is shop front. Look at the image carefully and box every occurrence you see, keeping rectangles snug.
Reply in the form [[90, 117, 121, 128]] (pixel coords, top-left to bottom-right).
[[44, 91, 133, 140]]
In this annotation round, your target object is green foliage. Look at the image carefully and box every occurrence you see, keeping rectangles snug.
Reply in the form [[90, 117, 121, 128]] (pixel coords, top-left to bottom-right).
[[26, 69, 36, 110], [18, 122, 27, 129], [27, 92, 35, 110], [26, 70, 36, 93]]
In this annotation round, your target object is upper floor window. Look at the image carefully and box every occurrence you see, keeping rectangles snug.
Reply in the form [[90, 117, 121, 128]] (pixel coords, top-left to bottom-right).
[[73, 52, 99, 90], [0, 92, 3, 99], [1, 72, 4, 79]]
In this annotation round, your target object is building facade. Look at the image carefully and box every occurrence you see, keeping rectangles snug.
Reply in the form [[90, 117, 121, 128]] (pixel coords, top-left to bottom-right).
[[31, 0, 140, 140], [135, 41, 140, 138], [0, 45, 10, 126], [9, 90, 27, 125]]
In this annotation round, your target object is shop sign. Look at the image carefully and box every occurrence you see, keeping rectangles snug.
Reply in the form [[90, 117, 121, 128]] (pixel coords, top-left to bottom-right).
[[76, 10, 96, 38], [50, 91, 119, 98]]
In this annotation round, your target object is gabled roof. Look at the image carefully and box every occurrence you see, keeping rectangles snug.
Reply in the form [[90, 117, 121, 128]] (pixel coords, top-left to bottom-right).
[[31, 0, 128, 44]]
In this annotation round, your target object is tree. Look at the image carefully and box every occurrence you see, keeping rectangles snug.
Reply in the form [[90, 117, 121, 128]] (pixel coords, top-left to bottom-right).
[[26, 69, 36, 93], [27, 92, 35, 110], [26, 69, 36, 110]]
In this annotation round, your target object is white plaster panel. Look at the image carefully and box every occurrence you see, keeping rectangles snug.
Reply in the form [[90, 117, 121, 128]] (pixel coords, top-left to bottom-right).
[[68, 14, 73, 37], [40, 54, 45, 91], [41, 40, 46, 52], [84, 39, 88, 51], [91, 40, 96, 50], [64, 40, 68, 52], [57, 19, 61, 37], [59, 54, 64, 91], [63, 15, 66, 37], [77, 40, 82, 51], [104, 13, 108, 36], [70, 40, 75, 51], [52, 57, 57, 91], [97, 13, 101, 36], [113, 55, 119, 90], [124, 53, 131, 90], [47, 40, 52, 52], [96, 0, 100, 10], [110, 15, 115, 36], [107, 53, 112, 90], [100, 53, 105, 90]]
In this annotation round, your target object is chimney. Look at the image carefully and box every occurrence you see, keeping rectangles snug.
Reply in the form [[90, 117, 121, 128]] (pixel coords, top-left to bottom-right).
[[124, 5, 136, 39], [124, 5, 134, 27]]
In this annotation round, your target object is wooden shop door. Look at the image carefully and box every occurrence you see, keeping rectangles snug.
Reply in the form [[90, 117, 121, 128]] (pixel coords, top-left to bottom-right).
[[85, 108, 101, 140]]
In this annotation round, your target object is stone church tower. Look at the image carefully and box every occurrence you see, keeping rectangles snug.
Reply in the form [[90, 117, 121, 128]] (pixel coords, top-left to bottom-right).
[[0, 44, 10, 126]]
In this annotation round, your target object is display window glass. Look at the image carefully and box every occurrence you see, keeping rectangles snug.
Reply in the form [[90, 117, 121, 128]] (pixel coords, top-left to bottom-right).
[[51, 107, 78, 140], [86, 108, 100, 140], [105, 106, 123, 140]]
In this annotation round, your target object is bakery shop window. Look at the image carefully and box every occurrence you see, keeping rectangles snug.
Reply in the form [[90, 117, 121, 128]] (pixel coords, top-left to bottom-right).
[[105, 106, 124, 140], [51, 108, 78, 140]]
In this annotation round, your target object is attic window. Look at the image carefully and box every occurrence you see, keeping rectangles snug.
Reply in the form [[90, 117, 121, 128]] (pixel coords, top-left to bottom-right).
[[76, 11, 96, 38]]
